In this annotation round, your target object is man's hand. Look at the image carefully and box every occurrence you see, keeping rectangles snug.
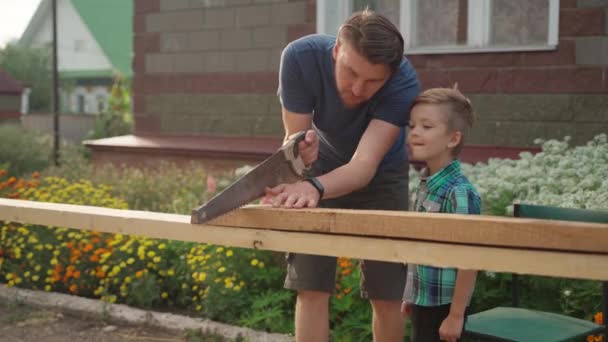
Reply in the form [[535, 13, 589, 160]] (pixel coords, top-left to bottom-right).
[[265, 180, 320, 208], [291, 130, 318, 167], [439, 312, 465, 342], [400, 301, 413, 318]]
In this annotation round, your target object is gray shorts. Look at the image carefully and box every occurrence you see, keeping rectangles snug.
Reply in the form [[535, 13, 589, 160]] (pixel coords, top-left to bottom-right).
[[284, 163, 409, 300]]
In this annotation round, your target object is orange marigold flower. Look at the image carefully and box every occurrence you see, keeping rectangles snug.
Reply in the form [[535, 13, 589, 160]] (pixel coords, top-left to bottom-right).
[[336, 294, 342, 300], [341, 269, 351, 276], [0, 170, 6, 177], [96, 268, 105, 278], [6, 177, 16, 186], [27, 180, 38, 188], [66, 242, 74, 249], [339, 261, 349, 268], [344, 288, 352, 294], [91, 237, 101, 244], [83, 244, 94, 252], [135, 270, 144, 278], [14, 180, 25, 189], [594, 312, 603, 325], [588, 336, 595, 342], [73, 271, 81, 279], [90, 255, 99, 263], [69, 284, 77, 293], [32, 171, 40, 179]]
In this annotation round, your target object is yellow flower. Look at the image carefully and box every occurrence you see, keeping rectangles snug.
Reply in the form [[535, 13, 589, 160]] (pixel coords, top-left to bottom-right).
[[50, 258, 58, 266], [198, 272, 207, 282], [44, 285, 52, 291], [226, 250, 233, 257], [158, 243, 166, 250], [250, 259, 259, 266], [32, 275, 40, 282], [124, 276, 132, 284], [161, 292, 168, 299], [153, 256, 161, 263], [127, 258, 135, 265], [216, 247, 224, 253], [233, 286, 241, 291], [5, 274, 13, 280], [258, 262, 265, 268], [167, 269, 175, 276], [225, 281, 234, 289], [196, 305, 202, 311], [218, 267, 226, 273], [26, 252, 33, 259], [147, 251, 156, 258], [24, 271, 30, 277]]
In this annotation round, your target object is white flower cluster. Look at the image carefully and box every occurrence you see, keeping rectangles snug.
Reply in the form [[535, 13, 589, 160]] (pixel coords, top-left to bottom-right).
[[409, 134, 608, 215]]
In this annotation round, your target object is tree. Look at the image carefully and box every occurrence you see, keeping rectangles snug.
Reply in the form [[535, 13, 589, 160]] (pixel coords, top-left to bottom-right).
[[0, 43, 51, 112]]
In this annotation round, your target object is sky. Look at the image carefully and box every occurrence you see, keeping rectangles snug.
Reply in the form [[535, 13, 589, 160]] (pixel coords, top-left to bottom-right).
[[0, 0, 42, 47]]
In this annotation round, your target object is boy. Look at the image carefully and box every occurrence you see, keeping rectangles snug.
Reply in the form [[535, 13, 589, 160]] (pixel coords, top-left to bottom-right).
[[401, 87, 481, 342]]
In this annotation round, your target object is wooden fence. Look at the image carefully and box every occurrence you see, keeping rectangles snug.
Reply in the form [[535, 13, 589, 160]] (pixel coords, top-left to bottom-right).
[[21, 113, 96, 143]]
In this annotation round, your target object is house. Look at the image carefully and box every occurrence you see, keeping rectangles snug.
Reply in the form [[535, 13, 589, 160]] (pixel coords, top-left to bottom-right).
[[86, 0, 608, 169], [0, 68, 26, 122], [19, 0, 132, 115]]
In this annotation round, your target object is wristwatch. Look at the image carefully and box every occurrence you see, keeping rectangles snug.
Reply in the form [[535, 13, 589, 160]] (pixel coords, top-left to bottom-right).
[[304, 177, 324, 199]]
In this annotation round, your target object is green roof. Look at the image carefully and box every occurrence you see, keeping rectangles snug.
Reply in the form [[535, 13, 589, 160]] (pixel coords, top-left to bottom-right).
[[70, 0, 133, 78]]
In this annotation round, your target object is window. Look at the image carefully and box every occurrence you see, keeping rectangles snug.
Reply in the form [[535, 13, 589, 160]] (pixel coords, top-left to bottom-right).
[[317, 0, 559, 54], [77, 94, 86, 113], [96, 95, 106, 113]]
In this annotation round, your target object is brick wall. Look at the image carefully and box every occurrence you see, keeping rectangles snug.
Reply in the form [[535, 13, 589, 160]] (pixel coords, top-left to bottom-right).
[[409, 0, 608, 147], [132, 0, 315, 137], [129, 0, 606, 162]]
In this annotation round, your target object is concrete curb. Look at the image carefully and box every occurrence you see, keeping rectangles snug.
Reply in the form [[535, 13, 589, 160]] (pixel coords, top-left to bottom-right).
[[0, 285, 293, 342]]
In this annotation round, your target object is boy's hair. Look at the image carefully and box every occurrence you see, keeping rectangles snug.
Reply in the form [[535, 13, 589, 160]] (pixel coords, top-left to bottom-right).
[[337, 8, 404, 74], [413, 86, 475, 156]]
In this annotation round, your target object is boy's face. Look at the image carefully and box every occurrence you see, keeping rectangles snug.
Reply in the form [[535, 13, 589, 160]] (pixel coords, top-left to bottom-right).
[[333, 41, 391, 109], [407, 104, 461, 166]]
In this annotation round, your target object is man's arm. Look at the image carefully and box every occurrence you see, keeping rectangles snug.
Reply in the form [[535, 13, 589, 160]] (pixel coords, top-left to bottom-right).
[[267, 116, 400, 208], [317, 119, 400, 199]]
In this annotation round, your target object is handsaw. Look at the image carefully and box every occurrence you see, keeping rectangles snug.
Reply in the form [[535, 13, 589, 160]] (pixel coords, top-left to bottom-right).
[[191, 131, 310, 224]]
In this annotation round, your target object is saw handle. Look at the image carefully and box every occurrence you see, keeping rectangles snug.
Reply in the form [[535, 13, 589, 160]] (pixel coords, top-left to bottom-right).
[[285, 130, 308, 158]]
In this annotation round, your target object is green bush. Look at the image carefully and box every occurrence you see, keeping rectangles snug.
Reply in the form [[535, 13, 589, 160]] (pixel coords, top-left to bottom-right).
[[0, 124, 52, 177]]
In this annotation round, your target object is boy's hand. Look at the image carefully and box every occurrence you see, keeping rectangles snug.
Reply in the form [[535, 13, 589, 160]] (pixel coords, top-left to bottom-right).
[[400, 301, 413, 318], [439, 312, 464, 342]]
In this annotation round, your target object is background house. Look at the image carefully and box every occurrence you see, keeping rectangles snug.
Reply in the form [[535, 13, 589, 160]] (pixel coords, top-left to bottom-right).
[[0, 69, 26, 122], [86, 0, 608, 169], [19, 0, 132, 115]]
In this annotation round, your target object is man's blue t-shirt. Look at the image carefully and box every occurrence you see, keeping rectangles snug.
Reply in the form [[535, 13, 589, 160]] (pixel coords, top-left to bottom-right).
[[278, 34, 420, 174]]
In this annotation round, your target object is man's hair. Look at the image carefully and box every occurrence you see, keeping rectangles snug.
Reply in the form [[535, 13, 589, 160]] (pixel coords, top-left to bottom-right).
[[337, 9, 404, 74], [413, 86, 475, 156]]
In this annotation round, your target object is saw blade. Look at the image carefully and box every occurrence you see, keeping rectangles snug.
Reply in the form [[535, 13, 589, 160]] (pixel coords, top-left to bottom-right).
[[191, 132, 308, 224]]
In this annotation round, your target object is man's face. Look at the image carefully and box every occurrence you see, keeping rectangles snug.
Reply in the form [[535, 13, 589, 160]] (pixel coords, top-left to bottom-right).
[[333, 41, 391, 109]]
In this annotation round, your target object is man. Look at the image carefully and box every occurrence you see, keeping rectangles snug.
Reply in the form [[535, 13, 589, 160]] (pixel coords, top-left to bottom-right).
[[265, 9, 420, 342]]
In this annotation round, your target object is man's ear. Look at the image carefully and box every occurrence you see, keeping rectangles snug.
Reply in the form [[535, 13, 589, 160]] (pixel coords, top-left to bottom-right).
[[447, 131, 462, 149], [333, 41, 340, 60]]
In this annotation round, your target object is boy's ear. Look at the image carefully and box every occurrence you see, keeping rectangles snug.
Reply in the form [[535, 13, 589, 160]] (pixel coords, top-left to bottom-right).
[[447, 131, 462, 149]]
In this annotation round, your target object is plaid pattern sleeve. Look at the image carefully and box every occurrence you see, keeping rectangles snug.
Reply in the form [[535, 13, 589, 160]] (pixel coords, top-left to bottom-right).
[[411, 160, 482, 306]]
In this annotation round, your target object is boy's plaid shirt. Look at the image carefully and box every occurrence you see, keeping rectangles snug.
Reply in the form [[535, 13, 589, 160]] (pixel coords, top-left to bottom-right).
[[407, 159, 481, 306]]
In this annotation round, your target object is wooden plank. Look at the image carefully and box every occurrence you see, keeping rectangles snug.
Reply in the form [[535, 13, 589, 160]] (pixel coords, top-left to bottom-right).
[[1, 198, 608, 281], [212, 206, 608, 253]]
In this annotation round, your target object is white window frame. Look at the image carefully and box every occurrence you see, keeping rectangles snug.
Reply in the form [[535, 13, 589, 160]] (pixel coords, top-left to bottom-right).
[[317, 0, 560, 55]]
